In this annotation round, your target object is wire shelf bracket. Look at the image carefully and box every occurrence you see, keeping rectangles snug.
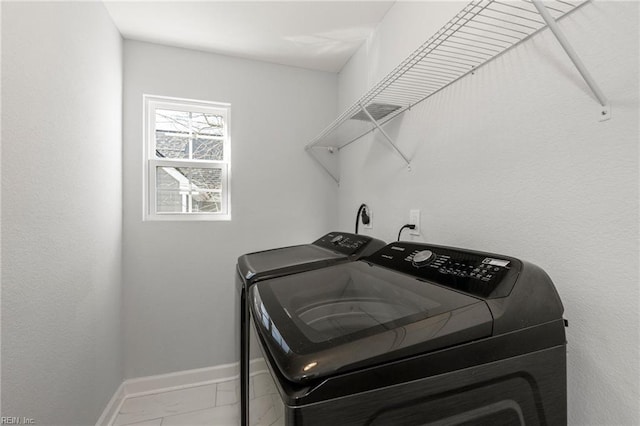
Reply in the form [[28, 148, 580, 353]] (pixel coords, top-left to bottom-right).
[[306, 0, 605, 184], [357, 102, 412, 170], [531, 0, 610, 121]]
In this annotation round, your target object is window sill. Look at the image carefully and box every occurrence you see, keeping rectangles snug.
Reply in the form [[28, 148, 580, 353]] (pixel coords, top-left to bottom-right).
[[144, 213, 231, 222]]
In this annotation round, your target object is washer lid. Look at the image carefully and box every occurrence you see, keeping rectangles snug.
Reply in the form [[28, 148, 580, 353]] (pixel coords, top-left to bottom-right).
[[237, 232, 384, 285], [250, 261, 493, 383], [238, 244, 344, 283]]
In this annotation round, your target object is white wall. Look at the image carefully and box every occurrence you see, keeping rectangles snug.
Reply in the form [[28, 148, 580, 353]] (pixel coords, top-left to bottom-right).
[[337, 1, 639, 425], [122, 41, 338, 378], [1, 3, 123, 425]]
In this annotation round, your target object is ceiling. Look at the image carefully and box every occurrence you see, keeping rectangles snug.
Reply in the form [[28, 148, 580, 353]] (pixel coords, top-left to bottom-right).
[[103, 1, 396, 72]]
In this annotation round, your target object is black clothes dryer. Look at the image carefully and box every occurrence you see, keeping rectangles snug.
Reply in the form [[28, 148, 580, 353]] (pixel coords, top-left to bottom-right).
[[248, 241, 567, 426], [235, 232, 385, 426]]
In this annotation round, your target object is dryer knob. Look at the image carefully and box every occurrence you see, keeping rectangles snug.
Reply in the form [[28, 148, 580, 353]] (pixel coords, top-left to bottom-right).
[[412, 250, 435, 267]]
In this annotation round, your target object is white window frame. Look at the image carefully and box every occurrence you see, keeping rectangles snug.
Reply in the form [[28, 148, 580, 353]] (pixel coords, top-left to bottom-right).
[[143, 94, 231, 221]]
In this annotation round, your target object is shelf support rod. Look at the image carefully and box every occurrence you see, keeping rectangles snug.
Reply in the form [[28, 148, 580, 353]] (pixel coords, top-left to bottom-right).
[[358, 103, 411, 167], [305, 146, 340, 184], [532, 0, 610, 117]]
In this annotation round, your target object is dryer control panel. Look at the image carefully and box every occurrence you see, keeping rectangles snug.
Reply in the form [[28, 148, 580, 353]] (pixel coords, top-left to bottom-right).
[[366, 242, 522, 298], [313, 232, 383, 256]]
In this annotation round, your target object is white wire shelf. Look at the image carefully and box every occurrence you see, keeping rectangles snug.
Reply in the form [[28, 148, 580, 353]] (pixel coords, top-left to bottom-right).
[[306, 0, 600, 183]]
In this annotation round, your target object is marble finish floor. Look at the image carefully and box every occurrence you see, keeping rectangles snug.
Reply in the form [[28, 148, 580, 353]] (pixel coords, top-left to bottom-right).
[[112, 373, 283, 426]]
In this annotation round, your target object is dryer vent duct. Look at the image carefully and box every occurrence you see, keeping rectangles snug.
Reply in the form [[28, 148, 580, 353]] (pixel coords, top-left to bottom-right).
[[350, 103, 402, 122]]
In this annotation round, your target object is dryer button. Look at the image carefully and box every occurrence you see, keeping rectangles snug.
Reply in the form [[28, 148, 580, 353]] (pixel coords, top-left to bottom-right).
[[331, 235, 344, 244]]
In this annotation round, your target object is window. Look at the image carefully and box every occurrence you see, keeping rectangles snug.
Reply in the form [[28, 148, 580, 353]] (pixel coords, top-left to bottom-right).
[[144, 95, 231, 221]]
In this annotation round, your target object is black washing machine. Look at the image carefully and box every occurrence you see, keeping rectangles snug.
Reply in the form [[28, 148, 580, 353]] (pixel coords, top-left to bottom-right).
[[236, 232, 385, 426], [248, 241, 567, 426]]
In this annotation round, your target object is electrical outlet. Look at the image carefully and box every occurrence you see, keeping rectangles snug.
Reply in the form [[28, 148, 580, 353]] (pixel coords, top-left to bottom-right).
[[409, 209, 420, 236], [364, 209, 373, 229]]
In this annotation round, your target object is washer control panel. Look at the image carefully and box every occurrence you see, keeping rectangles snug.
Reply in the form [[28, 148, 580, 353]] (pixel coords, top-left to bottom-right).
[[412, 250, 435, 267], [313, 232, 379, 256], [367, 242, 522, 298]]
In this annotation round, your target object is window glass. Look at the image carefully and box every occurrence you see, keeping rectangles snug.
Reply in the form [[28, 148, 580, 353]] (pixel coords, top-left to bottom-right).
[[144, 96, 231, 221]]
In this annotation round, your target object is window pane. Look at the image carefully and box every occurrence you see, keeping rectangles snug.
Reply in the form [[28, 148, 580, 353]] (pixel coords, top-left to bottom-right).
[[179, 167, 222, 190], [156, 167, 184, 213], [192, 192, 222, 213], [155, 109, 191, 133], [155, 108, 225, 160], [155, 166, 224, 214], [155, 133, 189, 159], [192, 138, 224, 161], [191, 112, 224, 137]]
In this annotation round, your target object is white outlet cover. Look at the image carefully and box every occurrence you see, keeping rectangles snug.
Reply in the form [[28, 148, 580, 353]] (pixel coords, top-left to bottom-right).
[[409, 209, 420, 235]]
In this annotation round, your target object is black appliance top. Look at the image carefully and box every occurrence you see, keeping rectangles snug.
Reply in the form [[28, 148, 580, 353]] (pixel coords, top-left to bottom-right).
[[249, 241, 565, 383], [237, 232, 385, 286]]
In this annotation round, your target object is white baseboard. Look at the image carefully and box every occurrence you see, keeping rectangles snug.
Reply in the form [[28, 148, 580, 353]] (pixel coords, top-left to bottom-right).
[[123, 362, 240, 397], [96, 362, 242, 426], [95, 382, 125, 426]]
